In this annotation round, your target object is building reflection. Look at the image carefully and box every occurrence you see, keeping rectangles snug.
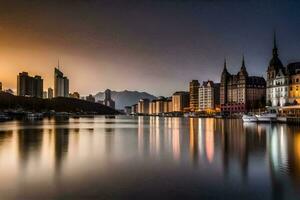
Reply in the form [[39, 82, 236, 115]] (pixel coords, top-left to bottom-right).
[[172, 117, 181, 161], [17, 128, 43, 169], [189, 118, 199, 165], [219, 120, 267, 180], [268, 124, 300, 199], [53, 128, 69, 175]]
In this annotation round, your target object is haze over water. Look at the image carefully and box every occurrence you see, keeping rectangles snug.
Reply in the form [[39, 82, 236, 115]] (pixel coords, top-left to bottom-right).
[[0, 116, 299, 200]]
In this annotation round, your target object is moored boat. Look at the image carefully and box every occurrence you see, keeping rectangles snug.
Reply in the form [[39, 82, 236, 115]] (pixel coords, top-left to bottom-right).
[[255, 113, 277, 122], [242, 114, 257, 122]]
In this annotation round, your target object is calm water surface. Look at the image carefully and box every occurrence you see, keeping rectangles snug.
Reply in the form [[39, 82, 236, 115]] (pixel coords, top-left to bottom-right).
[[0, 116, 300, 200]]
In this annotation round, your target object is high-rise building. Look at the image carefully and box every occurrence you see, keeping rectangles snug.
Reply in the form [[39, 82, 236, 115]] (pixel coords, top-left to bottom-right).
[[138, 98, 150, 115], [198, 80, 215, 111], [48, 88, 54, 99], [0, 82, 2, 92], [54, 67, 69, 97], [189, 80, 200, 112], [17, 72, 43, 98], [103, 89, 115, 109], [172, 91, 189, 112], [220, 57, 266, 113], [266, 33, 289, 107]]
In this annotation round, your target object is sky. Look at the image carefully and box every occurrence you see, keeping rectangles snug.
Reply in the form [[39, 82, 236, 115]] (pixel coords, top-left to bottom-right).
[[0, 0, 300, 96]]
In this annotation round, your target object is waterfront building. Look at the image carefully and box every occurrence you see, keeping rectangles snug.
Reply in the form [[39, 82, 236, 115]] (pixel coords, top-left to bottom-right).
[[103, 89, 115, 109], [17, 72, 43, 98], [131, 104, 138, 115], [138, 99, 150, 115], [189, 80, 200, 112], [163, 97, 173, 113], [220, 57, 266, 113], [155, 97, 165, 114], [287, 62, 300, 104], [172, 91, 189, 112], [86, 94, 95, 103], [198, 80, 215, 111], [149, 100, 157, 115], [48, 88, 53, 99], [266, 34, 289, 107], [54, 67, 69, 97], [214, 83, 220, 109]]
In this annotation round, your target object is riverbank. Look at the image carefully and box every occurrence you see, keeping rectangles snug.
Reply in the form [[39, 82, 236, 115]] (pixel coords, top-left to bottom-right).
[[0, 92, 119, 115]]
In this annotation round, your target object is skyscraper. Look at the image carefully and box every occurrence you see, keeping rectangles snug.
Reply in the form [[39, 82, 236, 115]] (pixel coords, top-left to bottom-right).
[[54, 66, 69, 97], [189, 80, 200, 112], [0, 82, 2, 92], [17, 72, 43, 98]]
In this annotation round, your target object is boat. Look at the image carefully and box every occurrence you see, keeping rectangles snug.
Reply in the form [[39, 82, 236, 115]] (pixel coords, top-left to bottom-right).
[[255, 113, 277, 122], [0, 113, 11, 122], [242, 114, 257, 122], [26, 112, 43, 120]]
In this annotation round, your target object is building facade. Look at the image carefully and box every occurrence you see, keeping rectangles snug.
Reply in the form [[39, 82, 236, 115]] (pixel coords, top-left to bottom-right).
[[287, 62, 300, 104], [17, 72, 43, 98], [138, 98, 150, 115], [266, 35, 289, 107], [220, 58, 266, 113], [54, 67, 69, 97], [189, 80, 200, 112], [198, 80, 215, 111], [172, 91, 189, 113]]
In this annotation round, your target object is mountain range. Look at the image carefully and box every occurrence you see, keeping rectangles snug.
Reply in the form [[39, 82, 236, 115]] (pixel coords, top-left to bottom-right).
[[95, 90, 157, 110]]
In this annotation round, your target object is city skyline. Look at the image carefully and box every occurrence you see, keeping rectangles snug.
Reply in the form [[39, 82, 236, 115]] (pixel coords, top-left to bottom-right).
[[1, 1, 300, 96]]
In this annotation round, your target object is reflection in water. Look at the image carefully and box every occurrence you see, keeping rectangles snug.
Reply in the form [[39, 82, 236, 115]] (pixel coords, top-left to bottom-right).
[[0, 117, 300, 199]]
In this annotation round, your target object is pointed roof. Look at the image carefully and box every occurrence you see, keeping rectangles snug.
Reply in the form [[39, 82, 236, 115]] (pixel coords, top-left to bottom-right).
[[239, 55, 248, 77], [268, 31, 284, 73], [273, 31, 278, 57]]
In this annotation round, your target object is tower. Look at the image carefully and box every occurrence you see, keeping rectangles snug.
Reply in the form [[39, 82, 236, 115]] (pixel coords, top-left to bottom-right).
[[220, 59, 229, 105]]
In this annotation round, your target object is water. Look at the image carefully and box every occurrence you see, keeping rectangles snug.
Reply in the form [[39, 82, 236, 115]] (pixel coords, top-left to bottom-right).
[[0, 116, 299, 200]]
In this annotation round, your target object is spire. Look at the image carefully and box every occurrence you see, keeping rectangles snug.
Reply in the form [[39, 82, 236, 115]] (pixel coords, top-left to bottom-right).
[[273, 31, 278, 57], [223, 58, 227, 71], [57, 59, 61, 70], [242, 55, 245, 68], [239, 55, 248, 77]]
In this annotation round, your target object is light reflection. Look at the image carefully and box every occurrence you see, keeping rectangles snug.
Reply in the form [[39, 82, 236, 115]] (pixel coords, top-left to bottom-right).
[[0, 117, 299, 199]]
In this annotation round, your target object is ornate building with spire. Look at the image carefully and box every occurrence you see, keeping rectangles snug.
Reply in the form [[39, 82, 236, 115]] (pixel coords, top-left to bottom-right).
[[266, 34, 289, 107], [220, 57, 266, 113]]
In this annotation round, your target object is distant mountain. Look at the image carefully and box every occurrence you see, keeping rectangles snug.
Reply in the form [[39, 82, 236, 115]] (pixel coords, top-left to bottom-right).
[[95, 90, 157, 109]]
